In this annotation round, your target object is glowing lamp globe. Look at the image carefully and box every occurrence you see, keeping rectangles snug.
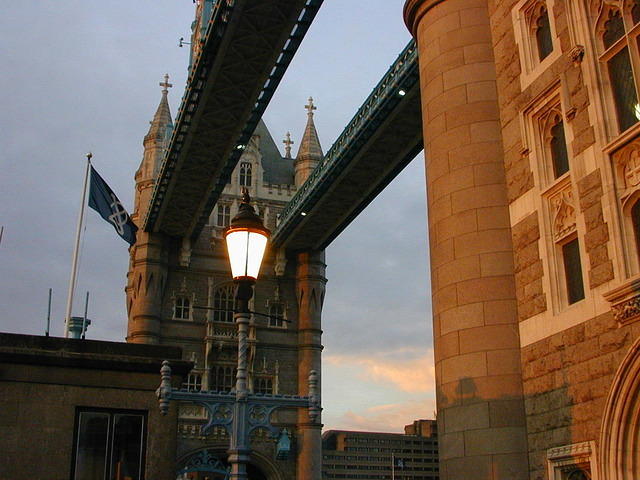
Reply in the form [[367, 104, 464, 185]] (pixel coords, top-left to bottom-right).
[[224, 190, 270, 282]]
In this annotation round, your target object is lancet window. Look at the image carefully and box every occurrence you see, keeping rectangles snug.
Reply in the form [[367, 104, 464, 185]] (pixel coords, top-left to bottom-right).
[[541, 108, 570, 179], [534, 4, 553, 61], [268, 302, 286, 328], [239, 162, 252, 187], [217, 204, 230, 227], [211, 365, 236, 392], [174, 296, 191, 320], [254, 376, 273, 394], [213, 284, 234, 323]]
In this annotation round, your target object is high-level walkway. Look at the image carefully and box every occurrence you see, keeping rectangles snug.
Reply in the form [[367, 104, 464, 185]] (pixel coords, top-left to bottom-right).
[[271, 40, 422, 250], [143, 0, 323, 238]]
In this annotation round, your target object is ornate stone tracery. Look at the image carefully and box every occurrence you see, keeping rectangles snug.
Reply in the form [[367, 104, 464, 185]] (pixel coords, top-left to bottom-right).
[[549, 185, 577, 242]]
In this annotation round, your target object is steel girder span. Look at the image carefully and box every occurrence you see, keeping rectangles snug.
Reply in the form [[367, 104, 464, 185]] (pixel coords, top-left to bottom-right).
[[144, 0, 323, 238], [271, 39, 423, 251]]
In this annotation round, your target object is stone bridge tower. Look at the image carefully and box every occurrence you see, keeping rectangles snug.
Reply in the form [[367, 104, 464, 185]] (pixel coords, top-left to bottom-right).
[[126, 67, 326, 477], [405, 0, 640, 479]]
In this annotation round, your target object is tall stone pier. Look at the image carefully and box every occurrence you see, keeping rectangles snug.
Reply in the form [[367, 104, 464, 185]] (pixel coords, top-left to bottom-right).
[[404, 1, 529, 478], [295, 251, 326, 480]]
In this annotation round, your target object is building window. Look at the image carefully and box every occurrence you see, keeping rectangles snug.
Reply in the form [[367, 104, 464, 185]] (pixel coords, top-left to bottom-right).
[[239, 162, 252, 187], [254, 376, 273, 394], [513, 0, 560, 82], [566, 469, 590, 480], [562, 237, 585, 304], [535, 5, 553, 61], [211, 365, 236, 392], [632, 200, 640, 260], [597, 4, 640, 133], [268, 302, 285, 328], [174, 296, 191, 320], [213, 285, 234, 323], [531, 100, 570, 186], [217, 204, 230, 227], [182, 373, 202, 392], [72, 408, 146, 480], [547, 441, 595, 480], [549, 116, 569, 178]]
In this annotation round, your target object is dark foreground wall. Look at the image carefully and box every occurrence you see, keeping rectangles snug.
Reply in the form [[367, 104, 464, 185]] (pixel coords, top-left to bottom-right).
[[0, 333, 191, 480]]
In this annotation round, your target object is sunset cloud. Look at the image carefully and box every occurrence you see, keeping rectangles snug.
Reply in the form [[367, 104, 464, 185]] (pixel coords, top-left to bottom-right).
[[325, 348, 435, 393], [324, 397, 437, 433]]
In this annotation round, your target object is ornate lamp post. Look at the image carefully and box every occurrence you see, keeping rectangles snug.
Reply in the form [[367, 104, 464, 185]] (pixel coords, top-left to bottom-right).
[[157, 190, 320, 480]]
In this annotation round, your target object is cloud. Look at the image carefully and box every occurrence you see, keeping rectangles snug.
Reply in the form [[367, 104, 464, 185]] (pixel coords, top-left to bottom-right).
[[325, 397, 437, 433], [325, 349, 435, 393]]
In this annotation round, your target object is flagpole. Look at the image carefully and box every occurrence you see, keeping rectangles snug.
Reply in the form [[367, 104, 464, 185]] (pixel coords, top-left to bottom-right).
[[64, 153, 92, 338]]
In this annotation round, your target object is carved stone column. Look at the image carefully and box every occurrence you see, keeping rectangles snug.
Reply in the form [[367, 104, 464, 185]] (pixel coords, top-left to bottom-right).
[[126, 231, 169, 344], [295, 250, 325, 480], [404, 1, 529, 478]]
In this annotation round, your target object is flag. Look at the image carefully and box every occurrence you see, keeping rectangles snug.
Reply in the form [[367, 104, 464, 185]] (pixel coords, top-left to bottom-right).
[[88, 166, 137, 245]]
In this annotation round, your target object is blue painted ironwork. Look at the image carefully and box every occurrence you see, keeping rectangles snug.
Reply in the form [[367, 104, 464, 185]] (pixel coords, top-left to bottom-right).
[[271, 39, 419, 247], [157, 360, 320, 442], [177, 449, 230, 478], [143, 0, 324, 236]]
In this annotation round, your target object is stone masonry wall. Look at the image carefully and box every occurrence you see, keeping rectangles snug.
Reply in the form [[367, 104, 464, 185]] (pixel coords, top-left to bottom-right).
[[487, 0, 595, 205], [521, 313, 637, 479], [577, 169, 614, 289], [513, 212, 547, 321]]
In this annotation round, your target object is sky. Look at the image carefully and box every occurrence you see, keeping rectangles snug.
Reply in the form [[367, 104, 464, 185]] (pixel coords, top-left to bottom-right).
[[0, 1, 434, 433]]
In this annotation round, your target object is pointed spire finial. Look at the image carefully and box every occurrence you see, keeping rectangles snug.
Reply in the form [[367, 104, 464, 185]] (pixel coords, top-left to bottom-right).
[[159, 73, 173, 94], [283, 131, 294, 158], [305, 97, 316, 117]]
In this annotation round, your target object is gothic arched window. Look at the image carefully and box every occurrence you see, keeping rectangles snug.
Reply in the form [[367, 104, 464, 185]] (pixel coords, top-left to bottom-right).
[[268, 302, 285, 328], [175, 296, 191, 320], [535, 6, 553, 60], [254, 377, 273, 394], [239, 162, 252, 187], [213, 284, 234, 323], [598, 5, 640, 133], [211, 365, 235, 392], [217, 204, 230, 227]]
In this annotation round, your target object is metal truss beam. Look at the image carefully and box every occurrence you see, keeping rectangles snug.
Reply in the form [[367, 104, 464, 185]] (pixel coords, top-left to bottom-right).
[[144, 0, 323, 238], [271, 40, 423, 250]]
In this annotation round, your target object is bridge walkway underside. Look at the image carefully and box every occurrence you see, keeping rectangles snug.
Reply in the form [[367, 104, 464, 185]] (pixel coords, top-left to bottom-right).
[[144, 0, 322, 239], [272, 40, 423, 251]]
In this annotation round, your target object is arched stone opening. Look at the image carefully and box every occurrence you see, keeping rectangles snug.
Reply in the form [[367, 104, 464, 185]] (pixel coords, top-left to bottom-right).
[[600, 335, 640, 479], [176, 447, 281, 480]]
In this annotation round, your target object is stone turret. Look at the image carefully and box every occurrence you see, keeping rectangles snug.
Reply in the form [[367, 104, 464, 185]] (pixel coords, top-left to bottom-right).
[[133, 75, 173, 224], [127, 75, 173, 345], [294, 97, 323, 187]]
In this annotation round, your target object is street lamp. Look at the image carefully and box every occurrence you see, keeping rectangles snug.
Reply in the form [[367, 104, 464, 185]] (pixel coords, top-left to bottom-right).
[[157, 189, 320, 480], [224, 189, 269, 479], [224, 188, 270, 312]]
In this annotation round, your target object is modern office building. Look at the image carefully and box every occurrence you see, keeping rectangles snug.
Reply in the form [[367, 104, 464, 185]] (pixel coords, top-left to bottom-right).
[[322, 420, 439, 480]]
